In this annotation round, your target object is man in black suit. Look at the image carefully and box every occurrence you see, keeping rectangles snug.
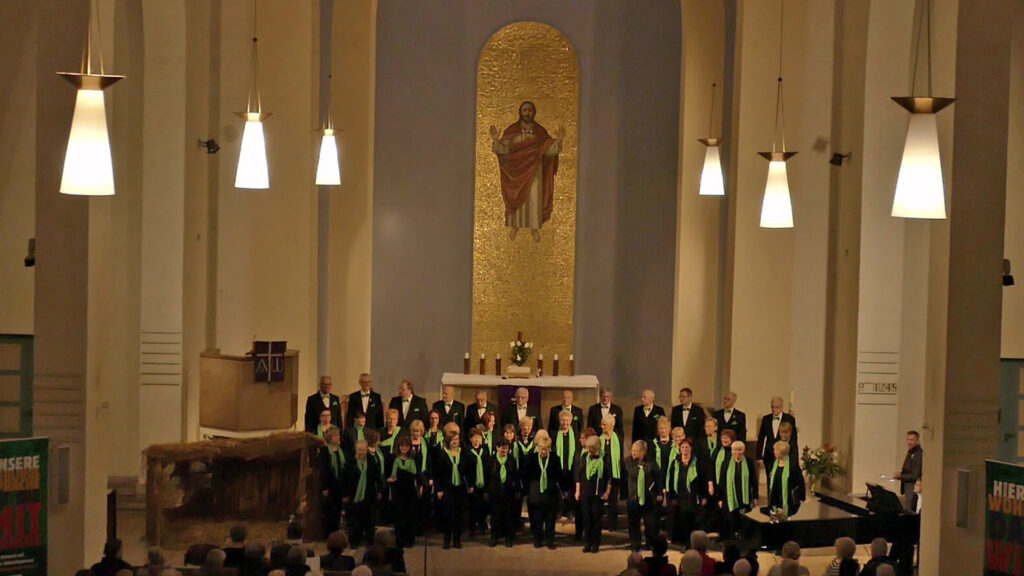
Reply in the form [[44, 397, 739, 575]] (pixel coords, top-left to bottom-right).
[[304, 376, 342, 434], [631, 389, 666, 444], [346, 373, 384, 431], [464, 390, 497, 431], [547, 389, 584, 436], [501, 386, 542, 430], [895, 430, 923, 496], [669, 387, 705, 442], [388, 379, 429, 428], [432, 385, 466, 429], [587, 387, 624, 438], [756, 396, 797, 469], [712, 390, 748, 443]]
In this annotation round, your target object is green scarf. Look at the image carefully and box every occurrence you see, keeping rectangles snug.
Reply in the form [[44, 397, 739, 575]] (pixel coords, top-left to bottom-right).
[[483, 430, 493, 453], [769, 457, 791, 512], [472, 447, 485, 488], [413, 441, 428, 471], [391, 456, 417, 479], [600, 433, 621, 479], [637, 461, 646, 506], [379, 427, 401, 450], [428, 430, 442, 446], [446, 448, 461, 487], [555, 429, 576, 470], [496, 453, 508, 483], [317, 424, 327, 438], [586, 454, 603, 480], [539, 455, 550, 493], [355, 425, 364, 443], [516, 439, 534, 463], [669, 458, 698, 495], [726, 457, 750, 511], [707, 437, 717, 453], [355, 459, 368, 502], [715, 446, 727, 483], [329, 446, 345, 478]]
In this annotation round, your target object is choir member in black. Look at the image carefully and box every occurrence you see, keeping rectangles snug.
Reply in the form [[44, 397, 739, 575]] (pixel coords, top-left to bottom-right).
[[576, 434, 611, 553], [364, 429, 386, 526], [434, 428, 469, 549], [895, 430, 923, 496], [425, 410, 444, 451], [345, 440, 380, 548], [514, 419, 537, 530], [343, 412, 367, 454], [670, 387, 706, 442], [573, 428, 597, 540], [717, 440, 757, 540], [501, 424, 519, 466], [464, 390, 497, 432], [547, 389, 584, 437], [695, 417, 721, 467], [766, 441, 805, 519], [599, 414, 623, 530], [432, 385, 466, 429], [319, 426, 347, 536], [480, 412, 497, 454], [346, 373, 384, 432], [778, 421, 799, 465], [553, 410, 578, 518], [709, 428, 736, 532], [648, 417, 675, 480], [624, 440, 662, 552], [666, 438, 706, 545], [406, 419, 431, 535], [525, 434, 562, 549], [465, 427, 491, 537], [756, 396, 798, 471], [386, 436, 421, 548], [305, 376, 341, 434], [378, 409, 402, 462], [502, 387, 543, 430], [388, 379, 429, 428], [713, 390, 748, 444], [631, 389, 666, 445], [588, 388, 624, 439], [314, 408, 333, 439], [487, 437, 519, 548]]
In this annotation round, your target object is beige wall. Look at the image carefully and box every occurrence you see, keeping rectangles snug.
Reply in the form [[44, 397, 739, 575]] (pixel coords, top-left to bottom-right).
[[0, 1, 37, 336], [1003, 4, 1024, 359]]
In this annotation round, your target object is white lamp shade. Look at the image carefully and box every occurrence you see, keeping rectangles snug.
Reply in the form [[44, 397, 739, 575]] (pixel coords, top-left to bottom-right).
[[235, 115, 269, 189], [60, 89, 115, 196], [315, 129, 341, 186], [698, 144, 725, 196], [892, 113, 946, 219], [760, 160, 794, 228]]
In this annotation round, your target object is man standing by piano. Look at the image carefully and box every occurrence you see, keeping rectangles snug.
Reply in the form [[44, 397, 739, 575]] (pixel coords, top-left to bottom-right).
[[895, 430, 923, 497], [756, 396, 797, 471]]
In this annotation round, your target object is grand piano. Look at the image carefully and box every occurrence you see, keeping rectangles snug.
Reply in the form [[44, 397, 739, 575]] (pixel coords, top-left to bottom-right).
[[738, 481, 920, 551]]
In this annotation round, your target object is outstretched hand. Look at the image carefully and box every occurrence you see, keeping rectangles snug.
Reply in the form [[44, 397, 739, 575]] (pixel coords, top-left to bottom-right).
[[489, 125, 500, 142]]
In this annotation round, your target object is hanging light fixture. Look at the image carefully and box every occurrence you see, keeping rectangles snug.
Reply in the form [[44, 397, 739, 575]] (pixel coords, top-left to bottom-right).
[[315, 74, 341, 185], [890, 0, 953, 219], [57, 0, 124, 196], [698, 83, 725, 197], [759, 0, 796, 229], [235, 4, 270, 190]]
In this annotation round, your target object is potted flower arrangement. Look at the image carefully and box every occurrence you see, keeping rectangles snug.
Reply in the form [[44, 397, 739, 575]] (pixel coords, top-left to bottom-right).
[[801, 444, 845, 493], [506, 332, 533, 378]]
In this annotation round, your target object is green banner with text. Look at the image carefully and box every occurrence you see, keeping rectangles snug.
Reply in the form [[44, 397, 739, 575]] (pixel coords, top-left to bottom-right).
[[0, 437, 47, 576]]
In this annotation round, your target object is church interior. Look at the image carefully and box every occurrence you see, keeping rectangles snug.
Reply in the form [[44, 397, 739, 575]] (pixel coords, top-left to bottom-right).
[[1, 0, 1022, 575]]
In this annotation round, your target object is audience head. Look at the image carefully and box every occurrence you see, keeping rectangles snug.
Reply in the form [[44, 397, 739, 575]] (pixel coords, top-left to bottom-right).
[[351, 567, 372, 576], [721, 428, 737, 446], [732, 559, 752, 576], [619, 570, 642, 576], [678, 387, 693, 406], [689, 530, 711, 552], [286, 519, 303, 541], [641, 389, 655, 407], [147, 546, 165, 565], [270, 545, 289, 569], [680, 550, 703, 576], [229, 525, 247, 544], [376, 531, 395, 548], [723, 390, 737, 409], [721, 542, 741, 563], [285, 545, 306, 569], [732, 440, 746, 460], [103, 539, 123, 559], [630, 440, 647, 461], [835, 536, 857, 560], [243, 543, 265, 563], [362, 545, 385, 567], [870, 537, 888, 559], [159, 570, 182, 576], [780, 558, 800, 576], [650, 533, 668, 557], [358, 373, 372, 392], [327, 530, 349, 554], [600, 388, 613, 405], [781, 540, 801, 560], [204, 548, 226, 575], [626, 552, 644, 570], [318, 375, 332, 395], [876, 565, 896, 576], [115, 570, 133, 576]]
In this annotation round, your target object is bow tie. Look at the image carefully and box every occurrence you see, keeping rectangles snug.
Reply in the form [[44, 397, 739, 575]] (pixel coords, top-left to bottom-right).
[[773, 415, 781, 421], [402, 398, 410, 402], [602, 405, 609, 409], [362, 393, 370, 397]]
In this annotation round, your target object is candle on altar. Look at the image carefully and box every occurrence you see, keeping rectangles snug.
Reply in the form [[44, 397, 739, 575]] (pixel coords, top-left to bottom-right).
[[463, 352, 470, 374], [479, 354, 486, 375], [789, 390, 796, 412], [495, 354, 502, 375], [569, 354, 575, 376], [553, 354, 560, 376]]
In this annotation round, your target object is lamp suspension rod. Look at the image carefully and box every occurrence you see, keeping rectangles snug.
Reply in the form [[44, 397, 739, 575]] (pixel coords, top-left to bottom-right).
[[773, 0, 786, 153], [248, 0, 260, 114], [708, 83, 717, 137]]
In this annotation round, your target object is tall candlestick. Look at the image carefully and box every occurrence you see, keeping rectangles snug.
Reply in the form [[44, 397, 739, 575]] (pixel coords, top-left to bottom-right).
[[569, 354, 575, 376], [553, 354, 560, 376], [463, 352, 470, 374], [537, 354, 543, 377], [495, 354, 502, 375], [479, 353, 486, 375]]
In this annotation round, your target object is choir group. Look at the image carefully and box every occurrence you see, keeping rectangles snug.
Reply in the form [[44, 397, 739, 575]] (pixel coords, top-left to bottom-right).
[[307, 375, 806, 553]]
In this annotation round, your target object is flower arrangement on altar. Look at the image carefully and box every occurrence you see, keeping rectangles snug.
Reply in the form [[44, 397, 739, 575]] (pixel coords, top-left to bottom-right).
[[801, 443, 845, 490], [509, 334, 533, 367]]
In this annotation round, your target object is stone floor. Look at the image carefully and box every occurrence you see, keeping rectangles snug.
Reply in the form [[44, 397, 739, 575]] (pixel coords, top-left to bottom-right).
[[113, 509, 889, 576]]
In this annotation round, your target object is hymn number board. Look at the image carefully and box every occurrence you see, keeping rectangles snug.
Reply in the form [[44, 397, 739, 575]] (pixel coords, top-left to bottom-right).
[[252, 341, 287, 383]]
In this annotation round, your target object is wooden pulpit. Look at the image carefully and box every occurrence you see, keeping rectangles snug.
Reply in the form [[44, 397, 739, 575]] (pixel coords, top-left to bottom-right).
[[199, 350, 299, 431]]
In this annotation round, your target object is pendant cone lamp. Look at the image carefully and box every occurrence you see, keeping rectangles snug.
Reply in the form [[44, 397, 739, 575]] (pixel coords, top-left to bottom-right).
[[759, 0, 796, 229], [57, 0, 124, 196], [235, 6, 270, 190], [890, 0, 953, 219], [315, 70, 341, 185], [698, 83, 725, 197]]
